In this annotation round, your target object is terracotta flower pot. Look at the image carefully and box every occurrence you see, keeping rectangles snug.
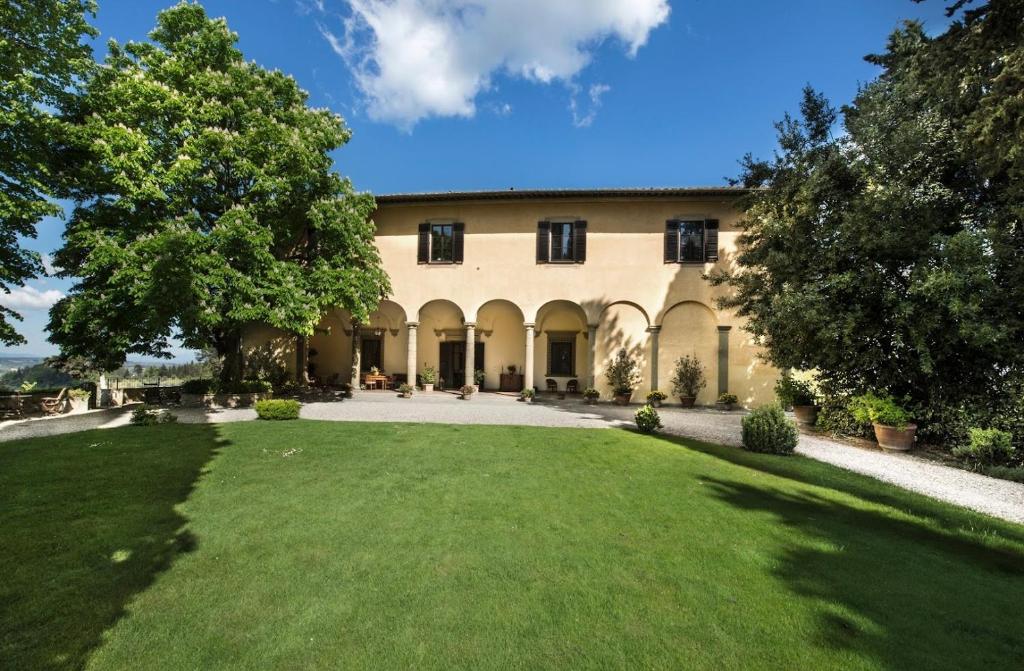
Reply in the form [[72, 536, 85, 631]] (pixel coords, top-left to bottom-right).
[[873, 423, 917, 452], [584, 397, 598, 405], [613, 393, 632, 406], [715, 402, 734, 411], [793, 405, 819, 426], [679, 396, 696, 408]]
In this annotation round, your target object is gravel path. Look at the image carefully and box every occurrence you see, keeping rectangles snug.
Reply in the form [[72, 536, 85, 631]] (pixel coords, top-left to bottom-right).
[[3, 391, 1022, 524]]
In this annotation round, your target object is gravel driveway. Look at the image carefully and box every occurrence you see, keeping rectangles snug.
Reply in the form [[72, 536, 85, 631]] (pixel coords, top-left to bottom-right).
[[3, 391, 1022, 524]]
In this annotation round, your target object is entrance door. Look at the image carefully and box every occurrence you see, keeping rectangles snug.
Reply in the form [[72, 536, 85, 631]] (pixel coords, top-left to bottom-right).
[[438, 342, 485, 389], [360, 338, 382, 372]]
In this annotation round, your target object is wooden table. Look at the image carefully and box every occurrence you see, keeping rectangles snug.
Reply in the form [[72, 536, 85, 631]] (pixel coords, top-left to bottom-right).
[[363, 374, 389, 390], [499, 373, 524, 392]]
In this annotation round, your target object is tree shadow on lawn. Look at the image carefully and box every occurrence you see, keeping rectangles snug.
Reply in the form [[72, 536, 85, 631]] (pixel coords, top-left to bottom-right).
[[647, 433, 1024, 669], [0, 423, 226, 671]]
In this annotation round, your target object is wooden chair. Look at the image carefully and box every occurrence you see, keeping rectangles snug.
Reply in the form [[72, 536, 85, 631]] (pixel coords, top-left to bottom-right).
[[545, 379, 558, 392], [566, 379, 579, 394], [41, 387, 68, 415]]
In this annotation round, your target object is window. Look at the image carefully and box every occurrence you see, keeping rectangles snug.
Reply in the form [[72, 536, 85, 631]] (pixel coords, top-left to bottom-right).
[[418, 222, 464, 264], [548, 335, 575, 376], [537, 220, 586, 263], [664, 219, 719, 264], [430, 224, 453, 262], [550, 222, 575, 261], [679, 220, 705, 262]]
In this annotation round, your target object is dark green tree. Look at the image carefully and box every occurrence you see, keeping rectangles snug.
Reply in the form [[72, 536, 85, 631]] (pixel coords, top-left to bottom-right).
[[715, 0, 1024, 445], [48, 2, 389, 386], [0, 0, 96, 344]]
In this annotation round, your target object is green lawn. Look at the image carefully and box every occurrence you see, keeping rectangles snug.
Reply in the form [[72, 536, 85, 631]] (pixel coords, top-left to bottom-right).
[[2, 421, 1023, 670]]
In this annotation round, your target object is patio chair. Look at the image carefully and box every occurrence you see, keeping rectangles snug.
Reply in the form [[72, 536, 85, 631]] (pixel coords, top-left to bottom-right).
[[566, 379, 579, 394], [40, 387, 68, 415], [545, 379, 557, 392]]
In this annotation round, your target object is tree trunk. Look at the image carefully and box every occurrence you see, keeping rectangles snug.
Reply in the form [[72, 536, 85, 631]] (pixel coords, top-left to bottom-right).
[[217, 331, 244, 390]]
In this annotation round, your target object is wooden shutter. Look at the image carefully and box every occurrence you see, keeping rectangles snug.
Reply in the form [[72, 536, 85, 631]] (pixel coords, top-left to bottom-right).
[[536, 221, 550, 263], [704, 219, 719, 262], [573, 220, 587, 263], [452, 222, 464, 263], [664, 220, 679, 263], [417, 223, 430, 264]]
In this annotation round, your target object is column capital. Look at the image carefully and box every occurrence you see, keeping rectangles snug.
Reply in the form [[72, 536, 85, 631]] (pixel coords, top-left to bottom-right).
[[523, 322, 536, 330], [646, 325, 662, 334], [717, 325, 733, 332], [587, 323, 599, 331], [406, 321, 419, 329], [464, 321, 477, 329]]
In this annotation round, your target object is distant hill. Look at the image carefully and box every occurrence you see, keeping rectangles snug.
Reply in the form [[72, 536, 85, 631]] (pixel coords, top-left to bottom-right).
[[0, 355, 43, 372]]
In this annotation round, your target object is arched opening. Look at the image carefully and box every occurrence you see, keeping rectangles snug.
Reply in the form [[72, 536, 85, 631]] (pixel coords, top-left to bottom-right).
[[595, 302, 651, 397], [418, 299, 468, 389], [475, 299, 526, 391], [658, 301, 718, 405], [534, 300, 588, 392]]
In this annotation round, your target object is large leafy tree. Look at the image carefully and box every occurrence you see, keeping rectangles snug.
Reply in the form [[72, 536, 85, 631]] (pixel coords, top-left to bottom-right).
[[716, 0, 1023, 443], [49, 2, 389, 385], [0, 0, 96, 344]]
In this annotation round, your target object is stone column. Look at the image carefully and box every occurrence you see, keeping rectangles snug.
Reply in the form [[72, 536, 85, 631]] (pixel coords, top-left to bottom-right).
[[524, 322, 536, 391], [350, 325, 362, 388], [406, 321, 419, 387], [718, 325, 732, 397], [647, 326, 661, 391], [587, 324, 598, 388], [465, 322, 476, 389]]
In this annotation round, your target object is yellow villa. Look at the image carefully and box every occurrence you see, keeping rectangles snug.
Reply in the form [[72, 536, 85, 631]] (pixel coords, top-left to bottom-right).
[[245, 187, 780, 406]]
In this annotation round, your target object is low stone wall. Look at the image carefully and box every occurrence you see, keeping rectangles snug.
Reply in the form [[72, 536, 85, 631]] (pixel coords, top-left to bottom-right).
[[179, 392, 271, 408]]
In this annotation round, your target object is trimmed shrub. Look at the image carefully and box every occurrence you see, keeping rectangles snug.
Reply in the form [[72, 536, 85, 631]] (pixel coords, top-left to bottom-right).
[[952, 428, 1016, 466], [181, 378, 214, 395], [742, 404, 798, 454], [255, 399, 300, 420], [130, 404, 177, 426], [582, 388, 600, 400], [816, 393, 872, 438], [717, 393, 739, 405], [634, 405, 663, 434]]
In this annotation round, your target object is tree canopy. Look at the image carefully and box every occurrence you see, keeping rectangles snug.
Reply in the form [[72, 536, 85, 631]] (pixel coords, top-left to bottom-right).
[[48, 2, 389, 384], [716, 0, 1024, 444], [0, 0, 96, 344]]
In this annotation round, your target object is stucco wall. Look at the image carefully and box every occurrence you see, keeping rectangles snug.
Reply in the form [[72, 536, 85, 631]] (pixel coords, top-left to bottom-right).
[[244, 194, 780, 406]]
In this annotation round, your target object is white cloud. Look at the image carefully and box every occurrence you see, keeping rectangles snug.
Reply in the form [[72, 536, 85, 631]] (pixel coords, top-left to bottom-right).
[[322, 0, 670, 128], [40, 252, 59, 276], [570, 82, 611, 128], [1, 285, 64, 311]]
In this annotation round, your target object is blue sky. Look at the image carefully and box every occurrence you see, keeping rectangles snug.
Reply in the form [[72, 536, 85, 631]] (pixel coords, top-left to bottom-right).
[[2, 0, 953, 360]]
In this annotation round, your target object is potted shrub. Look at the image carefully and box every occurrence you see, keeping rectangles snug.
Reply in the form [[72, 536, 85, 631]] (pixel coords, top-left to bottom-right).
[[421, 366, 437, 392], [68, 388, 92, 413], [634, 405, 663, 434], [459, 384, 475, 400], [716, 393, 739, 411], [582, 388, 600, 405], [670, 355, 706, 408], [849, 392, 916, 452], [507, 364, 517, 374], [606, 348, 641, 405], [520, 387, 535, 403], [398, 383, 413, 398], [775, 375, 818, 425], [646, 390, 667, 408], [473, 368, 485, 392]]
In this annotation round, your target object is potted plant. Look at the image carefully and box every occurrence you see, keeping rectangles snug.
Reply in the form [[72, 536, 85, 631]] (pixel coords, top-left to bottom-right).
[[716, 393, 739, 411], [646, 390, 667, 408], [606, 348, 641, 405], [507, 364, 517, 374], [775, 374, 818, 425], [670, 355, 706, 408], [849, 392, 916, 452], [459, 384, 475, 400], [520, 387, 534, 403], [421, 366, 436, 392], [473, 368, 485, 392], [68, 388, 92, 413], [397, 383, 413, 398], [582, 388, 600, 405]]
